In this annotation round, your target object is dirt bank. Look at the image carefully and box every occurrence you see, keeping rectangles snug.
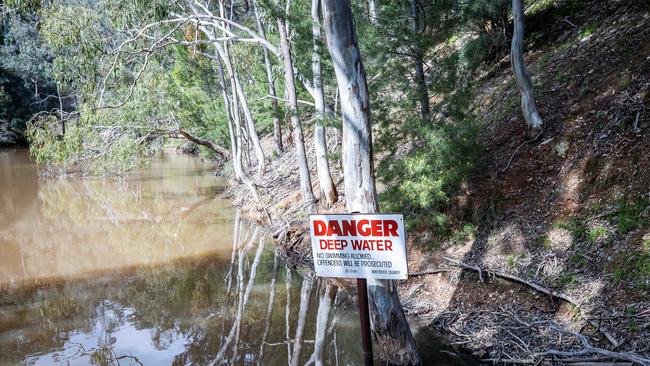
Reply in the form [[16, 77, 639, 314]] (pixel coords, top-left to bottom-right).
[[224, 1, 649, 364]]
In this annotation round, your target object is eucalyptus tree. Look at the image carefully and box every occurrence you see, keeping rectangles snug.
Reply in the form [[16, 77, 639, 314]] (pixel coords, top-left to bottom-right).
[[252, 0, 283, 155], [311, 0, 338, 206], [321, 0, 422, 364], [276, 1, 316, 204], [410, 0, 430, 120], [511, 0, 543, 130]]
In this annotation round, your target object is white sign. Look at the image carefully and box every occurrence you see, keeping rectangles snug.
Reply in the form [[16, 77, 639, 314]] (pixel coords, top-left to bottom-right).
[[309, 213, 408, 280]]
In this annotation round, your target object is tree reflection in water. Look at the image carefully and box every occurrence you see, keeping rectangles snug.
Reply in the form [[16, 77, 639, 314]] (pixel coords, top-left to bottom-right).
[[0, 213, 362, 366], [1, 153, 362, 366]]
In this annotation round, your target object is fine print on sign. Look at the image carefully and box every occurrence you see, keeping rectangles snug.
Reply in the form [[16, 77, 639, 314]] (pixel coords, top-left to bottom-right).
[[309, 213, 408, 280]]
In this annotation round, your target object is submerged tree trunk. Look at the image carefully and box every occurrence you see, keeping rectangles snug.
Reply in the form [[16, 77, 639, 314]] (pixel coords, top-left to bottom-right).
[[410, 0, 429, 120], [321, 1, 422, 365], [277, 15, 316, 204], [511, 0, 543, 130], [253, 0, 284, 155], [311, 0, 338, 206]]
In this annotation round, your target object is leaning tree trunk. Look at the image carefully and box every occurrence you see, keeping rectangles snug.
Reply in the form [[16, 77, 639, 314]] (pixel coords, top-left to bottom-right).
[[311, 0, 338, 206], [217, 0, 265, 177], [410, 0, 430, 120], [511, 0, 543, 130], [216, 56, 238, 169], [234, 75, 266, 176], [277, 15, 316, 204], [321, 1, 422, 365], [222, 41, 260, 201], [253, 0, 284, 155]]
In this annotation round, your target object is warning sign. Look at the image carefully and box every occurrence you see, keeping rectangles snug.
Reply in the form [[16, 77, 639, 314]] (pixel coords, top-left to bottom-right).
[[309, 213, 408, 280]]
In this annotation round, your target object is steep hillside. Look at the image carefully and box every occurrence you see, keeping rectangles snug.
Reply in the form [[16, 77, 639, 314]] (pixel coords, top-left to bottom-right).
[[229, 0, 649, 363], [403, 0, 650, 361]]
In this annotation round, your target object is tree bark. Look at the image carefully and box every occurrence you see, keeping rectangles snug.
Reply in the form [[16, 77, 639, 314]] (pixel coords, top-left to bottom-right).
[[252, 0, 284, 155], [216, 55, 239, 169], [177, 128, 232, 160], [311, 0, 338, 206], [222, 42, 260, 201], [410, 0, 430, 120], [234, 75, 266, 176], [368, 0, 378, 24], [277, 15, 316, 204], [321, 1, 422, 364], [511, 0, 543, 130]]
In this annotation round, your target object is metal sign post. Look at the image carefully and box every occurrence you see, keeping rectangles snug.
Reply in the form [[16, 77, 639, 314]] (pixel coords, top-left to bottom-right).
[[357, 278, 374, 366], [309, 213, 408, 366]]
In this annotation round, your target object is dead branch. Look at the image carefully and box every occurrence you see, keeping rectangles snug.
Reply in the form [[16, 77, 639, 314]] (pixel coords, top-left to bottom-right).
[[177, 128, 232, 160], [443, 256, 574, 304]]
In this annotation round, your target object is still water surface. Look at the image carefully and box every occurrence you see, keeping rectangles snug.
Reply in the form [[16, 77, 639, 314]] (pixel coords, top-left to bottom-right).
[[0, 150, 475, 366]]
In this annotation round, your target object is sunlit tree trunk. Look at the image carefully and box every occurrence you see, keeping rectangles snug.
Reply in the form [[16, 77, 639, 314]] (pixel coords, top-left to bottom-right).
[[321, 1, 422, 364], [277, 14, 316, 204], [368, 0, 378, 24], [311, 0, 338, 206], [234, 74, 266, 176], [227, 64, 260, 201], [216, 56, 239, 176], [253, 0, 284, 155], [410, 0, 429, 120], [511, 0, 543, 130], [210, 1, 259, 201]]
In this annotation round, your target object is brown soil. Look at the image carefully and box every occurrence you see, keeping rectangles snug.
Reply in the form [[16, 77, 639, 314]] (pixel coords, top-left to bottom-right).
[[227, 1, 649, 363]]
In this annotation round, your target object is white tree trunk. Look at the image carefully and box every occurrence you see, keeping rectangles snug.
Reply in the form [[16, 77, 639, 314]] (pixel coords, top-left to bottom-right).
[[410, 0, 429, 120], [311, 0, 338, 206], [368, 0, 378, 24], [321, 1, 422, 364], [234, 76, 266, 176], [511, 0, 543, 130], [253, 0, 284, 155], [277, 16, 316, 204]]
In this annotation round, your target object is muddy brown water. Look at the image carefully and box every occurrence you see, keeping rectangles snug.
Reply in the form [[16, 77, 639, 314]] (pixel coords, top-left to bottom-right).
[[0, 150, 478, 366]]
